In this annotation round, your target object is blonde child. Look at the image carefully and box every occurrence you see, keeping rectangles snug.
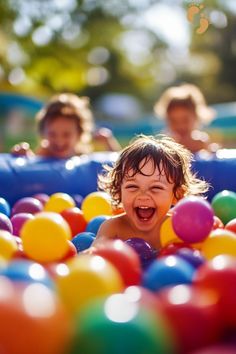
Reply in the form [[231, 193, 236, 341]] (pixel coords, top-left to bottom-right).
[[154, 84, 217, 153], [11, 93, 121, 158], [92, 134, 209, 250]]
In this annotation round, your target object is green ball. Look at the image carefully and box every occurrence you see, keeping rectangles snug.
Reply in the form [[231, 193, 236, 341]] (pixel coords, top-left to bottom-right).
[[211, 190, 236, 225], [70, 294, 175, 354]]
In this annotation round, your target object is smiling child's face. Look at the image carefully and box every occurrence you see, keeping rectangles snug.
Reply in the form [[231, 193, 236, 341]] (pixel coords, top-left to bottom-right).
[[120, 158, 177, 233], [42, 116, 80, 158], [167, 105, 197, 136]]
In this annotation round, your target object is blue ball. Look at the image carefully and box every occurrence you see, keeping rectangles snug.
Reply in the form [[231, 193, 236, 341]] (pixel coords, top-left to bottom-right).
[[86, 215, 110, 235], [0, 198, 10, 217], [0, 260, 54, 289], [72, 232, 95, 252], [142, 255, 195, 292]]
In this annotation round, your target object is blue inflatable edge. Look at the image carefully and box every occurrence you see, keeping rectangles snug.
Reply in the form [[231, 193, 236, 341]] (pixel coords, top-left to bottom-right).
[[1, 150, 236, 206]]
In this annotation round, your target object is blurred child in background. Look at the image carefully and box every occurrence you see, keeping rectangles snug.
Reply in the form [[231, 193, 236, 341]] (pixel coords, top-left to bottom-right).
[[154, 83, 219, 154], [11, 93, 121, 158]]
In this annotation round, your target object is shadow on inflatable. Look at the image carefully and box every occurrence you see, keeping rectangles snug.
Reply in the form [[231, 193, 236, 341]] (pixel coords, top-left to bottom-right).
[[1, 150, 236, 206]]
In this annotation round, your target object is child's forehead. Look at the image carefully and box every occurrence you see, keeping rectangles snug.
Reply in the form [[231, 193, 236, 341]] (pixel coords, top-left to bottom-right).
[[124, 158, 165, 176]]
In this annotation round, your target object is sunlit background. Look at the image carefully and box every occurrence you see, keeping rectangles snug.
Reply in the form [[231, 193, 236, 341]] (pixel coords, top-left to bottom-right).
[[0, 0, 236, 150]]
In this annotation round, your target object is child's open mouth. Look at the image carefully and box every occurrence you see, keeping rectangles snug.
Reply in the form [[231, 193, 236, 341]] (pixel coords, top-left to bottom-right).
[[135, 207, 155, 221]]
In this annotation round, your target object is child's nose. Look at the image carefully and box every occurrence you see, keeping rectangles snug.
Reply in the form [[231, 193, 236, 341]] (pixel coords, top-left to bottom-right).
[[137, 190, 151, 200]]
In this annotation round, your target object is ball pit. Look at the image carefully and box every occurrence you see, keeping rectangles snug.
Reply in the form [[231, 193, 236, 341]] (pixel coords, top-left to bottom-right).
[[0, 152, 236, 352]]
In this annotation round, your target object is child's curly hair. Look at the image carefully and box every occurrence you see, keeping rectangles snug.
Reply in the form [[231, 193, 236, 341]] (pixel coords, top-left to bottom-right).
[[98, 134, 209, 207], [36, 93, 94, 153]]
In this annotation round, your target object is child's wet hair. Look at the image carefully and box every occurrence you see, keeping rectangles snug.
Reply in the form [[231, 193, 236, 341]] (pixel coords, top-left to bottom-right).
[[98, 134, 209, 207]]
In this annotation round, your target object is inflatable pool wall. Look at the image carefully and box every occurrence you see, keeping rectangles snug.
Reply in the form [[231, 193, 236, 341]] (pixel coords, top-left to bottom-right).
[[1, 150, 236, 205]]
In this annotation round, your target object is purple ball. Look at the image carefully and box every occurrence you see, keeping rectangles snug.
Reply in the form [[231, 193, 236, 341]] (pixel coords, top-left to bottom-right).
[[11, 197, 43, 216], [33, 193, 49, 206], [172, 196, 214, 243], [0, 212, 13, 233], [176, 248, 205, 269], [125, 237, 155, 262], [11, 213, 35, 236]]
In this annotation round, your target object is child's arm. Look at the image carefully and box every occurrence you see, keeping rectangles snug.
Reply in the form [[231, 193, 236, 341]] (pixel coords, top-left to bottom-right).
[[93, 127, 121, 151], [91, 217, 117, 247]]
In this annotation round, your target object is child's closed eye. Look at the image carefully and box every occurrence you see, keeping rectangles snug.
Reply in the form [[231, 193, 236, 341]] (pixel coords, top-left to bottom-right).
[[125, 184, 138, 190], [151, 185, 164, 191]]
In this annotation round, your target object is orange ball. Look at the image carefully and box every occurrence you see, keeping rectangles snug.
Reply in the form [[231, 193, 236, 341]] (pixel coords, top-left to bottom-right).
[[0, 278, 72, 354]]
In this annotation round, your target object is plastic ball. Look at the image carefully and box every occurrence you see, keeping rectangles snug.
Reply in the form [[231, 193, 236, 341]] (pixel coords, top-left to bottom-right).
[[176, 248, 205, 269], [11, 213, 35, 237], [225, 218, 236, 234], [125, 237, 155, 262], [61, 207, 87, 237], [86, 215, 110, 234], [33, 193, 49, 206], [142, 255, 195, 292], [93, 239, 142, 287], [194, 255, 236, 327], [70, 293, 175, 354], [0, 230, 18, 260], [211, 190, 236, 225], [0, 259, 54, 288], [158, 242, 193, 258], [189, 345, 236, 354], [0, 212, 13, 233], [11, 197, 43, 216], [81, 192, 113, 222], [44, 192, 75, 213], [61, 240, 77, 261], [72, 194, 84, 208], [21, 212, 71, 263], [56, 254, 124, 313], [172, 196, 214, 243], [201, 229, 236, 260], [71, 232, 95, 252], [158, 284, 220, 353], [0, 278, 71, 354], [212, 215, 224, 230], [0, 197, 10, 216], [160, 216, 182, 247]]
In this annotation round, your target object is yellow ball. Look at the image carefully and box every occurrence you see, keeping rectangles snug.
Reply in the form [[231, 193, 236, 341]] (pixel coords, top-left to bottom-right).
[[44, 193, 75, 213], [56, 254, 124, 313], [201, 229, 236, 260], [82, 192, 113, 222], [0, 231, 17, 260], [160, 216, 181, 247], [21, 212, 71, 263]]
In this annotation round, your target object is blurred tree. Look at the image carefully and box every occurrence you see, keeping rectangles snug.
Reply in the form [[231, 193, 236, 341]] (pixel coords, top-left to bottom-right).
[[0, 0, 235, 108]]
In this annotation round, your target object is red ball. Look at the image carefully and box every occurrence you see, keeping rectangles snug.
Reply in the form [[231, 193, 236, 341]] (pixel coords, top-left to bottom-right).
[[225, 218, 236, 234], [158, 284, 221, 353], [194, 255, 236, 327], [61, 207, 87, 237], [92, 239, 142, 287], [212, 216, 224, 230], [158, 242, 193, 258], [60, 240, 77, 261]]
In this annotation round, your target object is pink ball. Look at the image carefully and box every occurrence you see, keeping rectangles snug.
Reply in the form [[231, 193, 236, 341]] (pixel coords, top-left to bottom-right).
[[172, 196, 214, 243], [11, 213, 35, 237], [11, 197, 43, 216]]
